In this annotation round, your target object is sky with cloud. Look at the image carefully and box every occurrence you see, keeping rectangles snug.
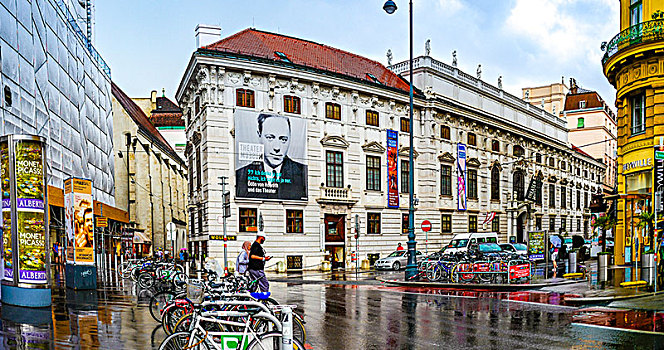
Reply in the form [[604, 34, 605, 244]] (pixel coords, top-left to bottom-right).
[[96, 0, 619, 108]]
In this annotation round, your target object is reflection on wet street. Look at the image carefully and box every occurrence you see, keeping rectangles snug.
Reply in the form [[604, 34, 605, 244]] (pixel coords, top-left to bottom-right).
[[0, 268, 662, 349]]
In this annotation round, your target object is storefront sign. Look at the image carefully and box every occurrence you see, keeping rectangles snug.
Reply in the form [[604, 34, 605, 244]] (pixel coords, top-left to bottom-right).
[[457, 143, 467, 211], [387, 129, 399, 208], [234, 110, 308, 200], [65, 178, 95, 265], [528, 231, 546, 261], [655, 144, 664, 210], [209, 235, 237, 241], [623, 158, 652, 172]]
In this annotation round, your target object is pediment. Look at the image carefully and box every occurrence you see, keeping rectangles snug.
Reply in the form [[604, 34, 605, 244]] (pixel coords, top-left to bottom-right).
[[361, 141, 386, 153], [548, 175, 558, 183], [560, 178, 569, 185], [490, 160, 502, 171], [320, 135, 349, 149], [399, 146, 419, 159], [467, 158, 481, 167], [438, 152, 455, 163]]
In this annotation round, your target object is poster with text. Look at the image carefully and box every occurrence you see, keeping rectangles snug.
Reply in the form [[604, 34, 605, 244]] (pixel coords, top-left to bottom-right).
[[65, 178, 95, 265], [528, 231, 546, 261], [14, 140, 47, 284], [235, 110, 307, 200], [387, 130, 399, 208], [1, 140, 12, 281], [457, 143, 467, 211]]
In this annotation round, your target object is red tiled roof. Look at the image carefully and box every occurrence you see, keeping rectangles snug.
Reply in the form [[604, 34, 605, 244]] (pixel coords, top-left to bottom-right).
[[203, 28, 410, 92], [111, 82, 183, 164], [151, 112, 184, 127], [564, 91, 604, 111], [153, 96, 182, 113]]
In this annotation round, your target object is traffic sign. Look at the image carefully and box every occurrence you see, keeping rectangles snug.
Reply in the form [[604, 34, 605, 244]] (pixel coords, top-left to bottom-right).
[[421, 220, 432, 232], [657, 150, 664, 160], [166, 222, 176, 240]]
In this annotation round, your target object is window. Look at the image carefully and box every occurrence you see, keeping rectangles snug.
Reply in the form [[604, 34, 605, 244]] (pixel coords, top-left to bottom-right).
[[368, 213, 381, 234], [441, 214, 452, 233], [194, 95, 201, 116], [536, 153, 541, 163], [584, 170, 588, 177], [326, 151, 344, 188], [491, 166, 500, 201], [513, 171, 525, 201], [325, 102, 341, 120], [549, 184, 556, 208], [579, 100, 586, 109], [492, 215, 500, 233], [400, 117, 410, 132], [561, 186, 567, 209], [468, 169, 478, 199], [402, 213, 410, 234], [236, 89, 255, 108], [549, 216, 556, 232], [492, 140, 500, 152], [366, 110, 379, 127], [577, 189, 581, 210], [576, 167, 580, 176], [239, 208, 257, 232], [441, 125, 451, 140], [196, 147, 202, 189], [561, 216, 567, 232], [275, 51, 291, 63], [535, 179, 542, 205], [577, 218, 581, 232], [286, 210, 303, 233], [440, 164, 452, 196], [366, 156, 381, 191], [584, 192, 589, 208], [549, 157, 555, 167], [560, 161, 566, 170], [577, 117, 585, 128], [469, 215, 477, 233], [630, 0, 642, 26], [197, 208, 203, 236], [401, 160, 410, 193], [536, 217, 542, 230], [631, 94, 645, 134], [468, 133, 476, 146], [283, 95, 301, 114], [513, 145, 524, 157]]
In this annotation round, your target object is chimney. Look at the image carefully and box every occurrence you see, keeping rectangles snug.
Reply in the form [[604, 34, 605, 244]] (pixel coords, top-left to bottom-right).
[[150, 90, 157, 103], [195, 24, 222, 48]]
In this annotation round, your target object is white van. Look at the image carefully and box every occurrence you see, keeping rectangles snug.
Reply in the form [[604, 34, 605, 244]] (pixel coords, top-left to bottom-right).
[[444, 232, 499, 255]]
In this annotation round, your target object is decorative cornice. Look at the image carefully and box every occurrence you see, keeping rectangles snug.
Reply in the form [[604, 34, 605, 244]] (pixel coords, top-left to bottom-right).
[[438, 152, 455, 163], [361, 141, 386, 153], [467, 157, 481, 167], [320, 135, 350, 149], [399, 146, 419, 159]]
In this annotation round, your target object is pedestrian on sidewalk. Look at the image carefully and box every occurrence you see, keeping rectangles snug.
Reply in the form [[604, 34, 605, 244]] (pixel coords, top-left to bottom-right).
[[396, 243, 405, 251], [248, 233, 272, 292], [236, 241, 252, 275]]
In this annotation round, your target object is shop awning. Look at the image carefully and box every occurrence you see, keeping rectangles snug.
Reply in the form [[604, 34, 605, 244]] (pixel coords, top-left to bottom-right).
[[133, 232, 151, 244], [603, 193, 651, 200]]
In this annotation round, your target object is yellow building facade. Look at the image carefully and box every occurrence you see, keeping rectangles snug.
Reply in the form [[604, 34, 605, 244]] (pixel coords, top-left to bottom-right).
[[602, 0, 664, 265]]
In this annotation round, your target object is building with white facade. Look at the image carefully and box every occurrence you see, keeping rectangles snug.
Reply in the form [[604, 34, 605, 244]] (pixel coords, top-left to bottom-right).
[[176, 28, 605, 270]]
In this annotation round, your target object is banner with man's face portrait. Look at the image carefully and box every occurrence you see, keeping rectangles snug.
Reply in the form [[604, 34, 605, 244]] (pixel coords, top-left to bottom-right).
[[234, 110, 308, 200], [65, 178, 95, 265]]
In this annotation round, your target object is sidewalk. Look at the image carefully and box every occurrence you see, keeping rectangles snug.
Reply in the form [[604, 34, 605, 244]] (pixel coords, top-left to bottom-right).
[[375, 272, 582, 290]]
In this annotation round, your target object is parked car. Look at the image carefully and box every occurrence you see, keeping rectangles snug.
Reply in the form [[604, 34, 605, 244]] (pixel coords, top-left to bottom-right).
[[499, 243, 528, 257], [375, 250, 424, 270], [445, 232, 499, 255], [476, 243, 504, 259]]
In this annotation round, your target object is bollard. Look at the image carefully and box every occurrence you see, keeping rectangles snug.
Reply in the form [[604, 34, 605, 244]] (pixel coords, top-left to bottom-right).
[[568, 251, 577, 274], [281, 307, 294, 350], [321, 261, 331, 272], [598, 253, 610, 282], [642, 252, 656, 285], [361, 259, 370, 270], [276, 261, 286, 273]]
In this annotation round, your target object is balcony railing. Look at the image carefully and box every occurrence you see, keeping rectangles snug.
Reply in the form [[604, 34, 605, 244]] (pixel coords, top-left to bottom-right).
[[602, 19, 664, 64], [317, 186, 358, 205]]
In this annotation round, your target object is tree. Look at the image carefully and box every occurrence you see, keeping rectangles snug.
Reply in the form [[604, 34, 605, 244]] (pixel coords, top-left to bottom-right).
[[591, 214, 616, 253], [637, 210, 655, 249]]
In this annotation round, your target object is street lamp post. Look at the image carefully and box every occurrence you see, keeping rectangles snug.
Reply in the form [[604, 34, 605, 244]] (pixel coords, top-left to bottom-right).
[[384, 0, 418, 280]]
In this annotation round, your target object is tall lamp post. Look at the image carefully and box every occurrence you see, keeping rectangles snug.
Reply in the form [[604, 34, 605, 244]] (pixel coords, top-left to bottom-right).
[[384, 0, 417, 280]]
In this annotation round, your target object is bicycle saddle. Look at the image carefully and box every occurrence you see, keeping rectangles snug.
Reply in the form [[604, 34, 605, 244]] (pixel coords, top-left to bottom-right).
[[250, 292, 271, 300], [209, 282, 223, 289]]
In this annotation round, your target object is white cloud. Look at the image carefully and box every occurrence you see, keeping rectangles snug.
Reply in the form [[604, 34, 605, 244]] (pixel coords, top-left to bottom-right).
[[438, 0, 463, 14]]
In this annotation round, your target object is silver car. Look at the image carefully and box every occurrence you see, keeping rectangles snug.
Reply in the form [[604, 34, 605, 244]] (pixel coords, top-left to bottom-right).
[[375, 250, 423, 270], [499, 243, 528, 257]]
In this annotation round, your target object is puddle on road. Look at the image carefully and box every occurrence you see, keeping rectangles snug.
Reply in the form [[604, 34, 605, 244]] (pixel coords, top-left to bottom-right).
[[572, 307, 664, 333]]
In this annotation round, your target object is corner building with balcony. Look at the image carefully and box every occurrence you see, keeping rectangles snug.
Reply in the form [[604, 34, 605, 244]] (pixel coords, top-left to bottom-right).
[[602, 0, 664, 266], [177, 28, 605, 270]]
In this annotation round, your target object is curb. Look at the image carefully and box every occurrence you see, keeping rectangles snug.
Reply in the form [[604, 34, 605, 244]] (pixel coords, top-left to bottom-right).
[[564, 290, 664, 306], [375, 275, 585, 290]]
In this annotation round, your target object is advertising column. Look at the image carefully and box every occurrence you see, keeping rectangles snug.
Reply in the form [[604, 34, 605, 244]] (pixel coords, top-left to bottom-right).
[[64, 177, 97, 290], [0, 135, 51, 308]]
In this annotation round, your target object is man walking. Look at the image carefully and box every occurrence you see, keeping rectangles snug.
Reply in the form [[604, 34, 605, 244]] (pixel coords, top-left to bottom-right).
[[248, 233, 272, 292]]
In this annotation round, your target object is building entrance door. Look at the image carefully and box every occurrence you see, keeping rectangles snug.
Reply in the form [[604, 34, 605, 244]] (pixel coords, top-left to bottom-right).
[[324, 214, 345, 270]]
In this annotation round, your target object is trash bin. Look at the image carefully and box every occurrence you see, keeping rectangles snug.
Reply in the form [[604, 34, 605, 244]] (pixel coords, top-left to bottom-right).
[[568, 251, 577, 274], [642, 252, 656, 285], [598, 253, 610, 281]]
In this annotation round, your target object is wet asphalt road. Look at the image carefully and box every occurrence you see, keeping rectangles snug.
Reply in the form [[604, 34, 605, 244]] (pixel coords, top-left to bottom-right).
[[0, 268, 661, 349]]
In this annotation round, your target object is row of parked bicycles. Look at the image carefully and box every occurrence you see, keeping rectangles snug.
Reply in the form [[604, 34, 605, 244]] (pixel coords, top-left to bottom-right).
[[413, 247, 532, 284], [119, 258, 306, 349]]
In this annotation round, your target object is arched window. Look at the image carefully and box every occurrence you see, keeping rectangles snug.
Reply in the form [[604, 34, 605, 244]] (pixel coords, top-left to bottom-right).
[[491, 166, 500, 201], [513, 171, 525, 201]]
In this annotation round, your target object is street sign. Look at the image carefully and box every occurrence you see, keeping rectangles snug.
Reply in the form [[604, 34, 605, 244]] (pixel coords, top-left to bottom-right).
[[421, 220, 432, 232], [166, 222, 176, 240], [656, 150, 664, 160], [96, 217, 107, 227], [210, 235, 237, 241], [222, 191, 231, 218]]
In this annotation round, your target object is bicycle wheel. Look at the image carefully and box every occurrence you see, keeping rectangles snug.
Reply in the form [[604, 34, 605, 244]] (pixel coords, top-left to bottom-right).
[[162, 302, 193, 335], [245, 331, 305, 350], [138, 272, 155, 289], [158, 331, 210, 350], [150, 291, 176, 322]]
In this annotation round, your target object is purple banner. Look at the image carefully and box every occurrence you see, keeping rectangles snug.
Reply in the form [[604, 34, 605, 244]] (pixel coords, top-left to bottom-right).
[[387, 130, 399, 208], [17, 198, 44, 210], [19, 269, 46, 282]]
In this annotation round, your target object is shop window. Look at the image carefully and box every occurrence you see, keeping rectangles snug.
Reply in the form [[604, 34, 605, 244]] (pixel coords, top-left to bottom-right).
[[286, 210, 303, 233], [284, 95, 301, 114], [368, 213, 381, 234], [239, 208, 257, 232], [441, 214, 452, 233], [236, 89, 255, 108]]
